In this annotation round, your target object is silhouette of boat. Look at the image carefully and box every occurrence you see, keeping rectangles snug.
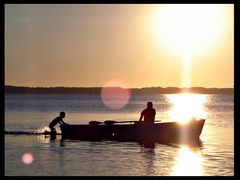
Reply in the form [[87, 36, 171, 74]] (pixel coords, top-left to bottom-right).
[[60, 119, 205, 144]]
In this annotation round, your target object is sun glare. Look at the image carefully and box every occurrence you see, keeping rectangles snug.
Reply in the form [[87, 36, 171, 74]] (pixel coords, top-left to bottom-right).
[[167, 94, 207, 124], [151, 4, 227, 54], [151, 4, 229, 87]]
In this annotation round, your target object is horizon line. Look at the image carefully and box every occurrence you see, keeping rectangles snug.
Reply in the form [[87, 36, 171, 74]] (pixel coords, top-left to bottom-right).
[[5, 84, 234, 89]]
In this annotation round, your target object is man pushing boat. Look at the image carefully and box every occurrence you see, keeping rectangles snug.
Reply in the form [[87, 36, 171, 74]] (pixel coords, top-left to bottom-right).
[[49, 112, 69, 134]]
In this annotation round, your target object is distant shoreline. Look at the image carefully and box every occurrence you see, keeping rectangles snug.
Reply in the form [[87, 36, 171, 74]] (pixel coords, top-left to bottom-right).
[[5, 85, 233, 94]]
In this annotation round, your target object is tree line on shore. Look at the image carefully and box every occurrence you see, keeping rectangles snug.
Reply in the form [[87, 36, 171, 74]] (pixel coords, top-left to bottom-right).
[[5, 85, 233, 94]]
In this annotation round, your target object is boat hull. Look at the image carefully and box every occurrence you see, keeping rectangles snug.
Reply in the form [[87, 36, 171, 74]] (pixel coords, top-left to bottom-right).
[[60, 119, 205, 144]]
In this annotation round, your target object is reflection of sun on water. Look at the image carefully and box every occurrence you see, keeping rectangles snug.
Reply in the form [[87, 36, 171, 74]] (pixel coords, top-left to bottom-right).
[[167, 94, 207, 124], [172, 146, 203, 176]]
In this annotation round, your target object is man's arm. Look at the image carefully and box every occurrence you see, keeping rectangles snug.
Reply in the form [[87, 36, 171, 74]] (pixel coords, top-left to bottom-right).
[[153, 109, 156, 121], [139, 110, 145, 121], [59, 119, 68, 125], [139, 111, 144, 121]]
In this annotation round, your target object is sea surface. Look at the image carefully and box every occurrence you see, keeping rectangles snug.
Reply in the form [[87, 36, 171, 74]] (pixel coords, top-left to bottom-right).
[[4, 93, 234, 176]]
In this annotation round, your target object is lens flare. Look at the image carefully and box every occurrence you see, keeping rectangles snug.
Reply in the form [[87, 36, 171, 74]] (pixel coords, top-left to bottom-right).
[[147, 55, 152, 61], [22, 153, 34, 165], [101, 80, 131, 110]]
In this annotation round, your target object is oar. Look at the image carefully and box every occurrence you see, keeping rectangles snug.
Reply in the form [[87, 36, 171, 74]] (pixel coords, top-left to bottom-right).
[[88, 121, 103, 125], [104, 120, 161, 125], [89, 120, 131, 125], [104, 120, 135, 125], [89, 120, 162, 125]]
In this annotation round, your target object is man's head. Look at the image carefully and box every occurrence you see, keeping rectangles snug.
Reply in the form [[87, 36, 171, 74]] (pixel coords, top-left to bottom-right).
[[60, 112, 65, 118], [147, 101, 153, 108]]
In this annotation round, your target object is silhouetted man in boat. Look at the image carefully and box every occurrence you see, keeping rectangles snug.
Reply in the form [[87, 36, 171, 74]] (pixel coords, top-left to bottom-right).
[[139, 101, 156, 124], [49, 112, 68, 134]]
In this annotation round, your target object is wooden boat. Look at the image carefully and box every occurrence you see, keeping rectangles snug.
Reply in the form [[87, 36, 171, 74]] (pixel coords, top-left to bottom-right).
[[60, 119, 205, 144]]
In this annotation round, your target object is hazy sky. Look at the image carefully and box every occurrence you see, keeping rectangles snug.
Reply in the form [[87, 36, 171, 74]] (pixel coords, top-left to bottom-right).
[[5, 4, 234, 88]]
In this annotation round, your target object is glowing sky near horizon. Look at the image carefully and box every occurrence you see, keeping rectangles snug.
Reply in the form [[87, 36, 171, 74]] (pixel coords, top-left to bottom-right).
[[5, 4, 233, 88]]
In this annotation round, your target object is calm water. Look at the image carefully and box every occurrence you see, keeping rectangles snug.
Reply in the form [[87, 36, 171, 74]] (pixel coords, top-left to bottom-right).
[[4, 94, 234, 176]]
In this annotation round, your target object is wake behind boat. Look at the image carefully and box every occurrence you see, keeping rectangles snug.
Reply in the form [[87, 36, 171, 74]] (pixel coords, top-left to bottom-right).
[[4, 130, 61, 135], [60, 119, 205, 144]]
